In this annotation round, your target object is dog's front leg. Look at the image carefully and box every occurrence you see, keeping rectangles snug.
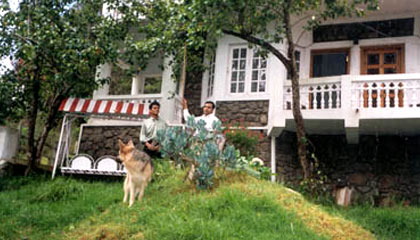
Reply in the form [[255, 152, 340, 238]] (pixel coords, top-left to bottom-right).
[[123, 175, 130, 203], [129, 182, 136, 207], [138, 181, 147, 201]]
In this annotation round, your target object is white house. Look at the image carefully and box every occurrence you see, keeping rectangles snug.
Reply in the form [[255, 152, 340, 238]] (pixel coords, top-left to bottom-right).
[[83, 1, 420, 202]]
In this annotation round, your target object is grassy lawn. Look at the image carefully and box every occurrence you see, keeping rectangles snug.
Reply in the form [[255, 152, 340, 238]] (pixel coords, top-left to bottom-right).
[[321, 204, 420, 240], [0, 175, 122, 240], [0, 166, 417, 240]]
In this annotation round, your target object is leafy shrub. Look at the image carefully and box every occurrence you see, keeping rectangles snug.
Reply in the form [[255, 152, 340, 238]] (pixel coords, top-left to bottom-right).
[[157, 116, 237, 190], [223, 119, 261, 158]]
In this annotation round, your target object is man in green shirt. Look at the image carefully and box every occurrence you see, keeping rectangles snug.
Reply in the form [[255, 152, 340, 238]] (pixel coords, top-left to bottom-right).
[[139, 101, 167, 158]]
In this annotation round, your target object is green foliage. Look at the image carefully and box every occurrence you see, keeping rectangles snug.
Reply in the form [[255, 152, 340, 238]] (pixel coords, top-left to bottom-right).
[[0, 0, 134, 166], [0, 71, 25, 125], [157, 116, 236, 190], [299, 153, 329, 198], [223, 120, 260, 158]]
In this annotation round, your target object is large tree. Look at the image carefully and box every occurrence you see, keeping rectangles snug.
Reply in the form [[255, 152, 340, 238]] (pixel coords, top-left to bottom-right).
[[0, 0, 130, 175], [124, 0, 378, 179]]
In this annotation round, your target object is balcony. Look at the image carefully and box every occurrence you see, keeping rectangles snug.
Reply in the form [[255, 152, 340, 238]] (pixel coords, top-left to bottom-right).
[[278, 74, 420, 143]]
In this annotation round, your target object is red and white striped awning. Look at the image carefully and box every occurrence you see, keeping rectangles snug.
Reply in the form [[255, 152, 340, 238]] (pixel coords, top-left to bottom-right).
[[59, 98, 150, 117]]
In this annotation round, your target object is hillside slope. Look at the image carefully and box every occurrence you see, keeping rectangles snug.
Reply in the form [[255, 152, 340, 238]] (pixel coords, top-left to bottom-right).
[[59, 171, 375, 240]]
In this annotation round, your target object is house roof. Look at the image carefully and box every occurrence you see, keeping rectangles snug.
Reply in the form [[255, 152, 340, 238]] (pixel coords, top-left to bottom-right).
[[58, 98, 150, 117]]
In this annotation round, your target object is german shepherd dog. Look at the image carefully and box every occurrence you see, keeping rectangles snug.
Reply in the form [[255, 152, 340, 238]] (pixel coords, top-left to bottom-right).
[[118, 139, 153, 207]]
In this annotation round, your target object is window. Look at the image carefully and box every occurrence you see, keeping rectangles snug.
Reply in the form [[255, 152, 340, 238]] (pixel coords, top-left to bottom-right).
[[251, 51, 267, 92], [287, 50, 300, 79], [109, 65, 132, 95], [143, 76, 162, 94], [313, 18, 414, 43], [311, 49, 349, 78], [230, 47, 247, 93], [361, 45, 404, 75], [229, 46, 267, 93], [207, 55, 215, 97]]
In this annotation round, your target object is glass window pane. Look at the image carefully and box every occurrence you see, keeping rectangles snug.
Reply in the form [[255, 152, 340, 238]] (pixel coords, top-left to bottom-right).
[[233, 49, 239, 59], [238, 82, 244, 92], [252, 70, 258, 80], [231, 72, 237, 81], [240, 48, 247, 58], [240, 60, 246, 70], [367, 68, 379, 74], [251, 82, 257, 92], [260, 70, 266, 80], [231, 83, 236, 93], [252, 59, 259, 69], [261, 59, 267, 68], [367, 54, 379, 65], [313, 52, 348, 77], [232, 60, 238, 70], [259, 82, 266, 92], [239, 71, 245, 81], [384, 53, 396, 64], [384, 68, 397, 74]]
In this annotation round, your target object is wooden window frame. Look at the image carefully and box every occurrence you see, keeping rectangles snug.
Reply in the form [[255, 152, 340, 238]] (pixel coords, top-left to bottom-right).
[[360, 44, 405, 75], [310, 48, 351, 78]]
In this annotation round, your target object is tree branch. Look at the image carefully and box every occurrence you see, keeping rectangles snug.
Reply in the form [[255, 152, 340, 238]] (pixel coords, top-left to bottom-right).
[[222, 29, 291, 71]]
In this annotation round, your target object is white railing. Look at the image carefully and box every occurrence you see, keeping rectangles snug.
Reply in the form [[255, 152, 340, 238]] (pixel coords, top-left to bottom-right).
[[352, 75, 420, 109], [283, 74, 420, 112], [283, 80, 341, 110], [94, 94, 162, 104]]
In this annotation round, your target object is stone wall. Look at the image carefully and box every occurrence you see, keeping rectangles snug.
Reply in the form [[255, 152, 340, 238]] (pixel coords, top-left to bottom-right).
[[216, 100, 269, 127], [78, 126, 141, 159], [184, 60, 204, 117], [275, 131, 420, 204], [256, 131, 271, 164]]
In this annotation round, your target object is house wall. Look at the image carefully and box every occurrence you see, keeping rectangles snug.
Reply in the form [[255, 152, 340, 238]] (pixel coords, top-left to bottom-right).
[[276, 131, 420, 204], [216, 100, 269, 127], [295, 12, 420, 79]]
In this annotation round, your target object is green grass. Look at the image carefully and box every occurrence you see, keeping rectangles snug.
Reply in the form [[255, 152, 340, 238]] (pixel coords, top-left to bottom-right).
[[321, 204, 420, 240], [2, 166, 418, 240], [0, 175, 122, 240]]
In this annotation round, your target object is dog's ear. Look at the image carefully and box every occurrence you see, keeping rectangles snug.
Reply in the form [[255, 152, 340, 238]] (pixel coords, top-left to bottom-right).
[[128, 139, 134, 147], [118, 139, 125, 149]]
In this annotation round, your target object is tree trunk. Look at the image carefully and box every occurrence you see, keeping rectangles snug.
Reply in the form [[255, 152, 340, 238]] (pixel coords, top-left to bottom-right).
[[25, 75, 40, 176], [35, 96, 63, 162], [283, 2, 311, 179]]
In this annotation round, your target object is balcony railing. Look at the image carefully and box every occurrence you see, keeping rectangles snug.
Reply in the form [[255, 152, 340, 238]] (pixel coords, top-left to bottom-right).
[[284, 80, 341, 110], [283, 74, 420, 111], [352, 76, 420, 109]]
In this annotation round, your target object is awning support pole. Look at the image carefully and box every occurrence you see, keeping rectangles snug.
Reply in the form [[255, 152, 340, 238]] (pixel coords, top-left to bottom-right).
[[52, 114, 68, 179]]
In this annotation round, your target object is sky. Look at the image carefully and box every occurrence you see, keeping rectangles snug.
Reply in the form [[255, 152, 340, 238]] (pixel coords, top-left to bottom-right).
[[0, 0, 19, 75]]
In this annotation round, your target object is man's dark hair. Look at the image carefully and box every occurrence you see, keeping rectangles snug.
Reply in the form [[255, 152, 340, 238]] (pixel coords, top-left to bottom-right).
[[149, 101, 160, 110], [204, 101, 216, 110]]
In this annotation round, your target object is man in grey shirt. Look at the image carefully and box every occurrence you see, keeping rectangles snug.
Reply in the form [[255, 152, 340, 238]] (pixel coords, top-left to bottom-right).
[[139, 101, 167, 158]]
